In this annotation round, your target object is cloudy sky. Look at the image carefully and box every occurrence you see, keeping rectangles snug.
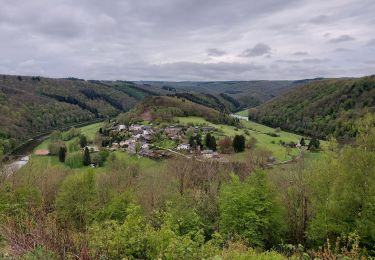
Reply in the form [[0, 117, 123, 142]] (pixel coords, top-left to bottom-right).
[[1, 0, 374, 80]]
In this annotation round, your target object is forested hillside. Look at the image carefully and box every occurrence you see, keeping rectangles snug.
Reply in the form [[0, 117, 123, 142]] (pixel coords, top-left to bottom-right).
[[249, 76, 375, 140], [0, 75, 137, 154], [137, 80, 312, 110], [118, 95, 238, 126]]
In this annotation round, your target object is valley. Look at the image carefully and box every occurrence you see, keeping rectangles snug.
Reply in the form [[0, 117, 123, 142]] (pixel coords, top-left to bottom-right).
[[0, 75, 374, 260]]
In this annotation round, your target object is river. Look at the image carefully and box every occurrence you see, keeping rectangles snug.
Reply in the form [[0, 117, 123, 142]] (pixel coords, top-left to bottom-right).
[[3, 134, 49, 175], [2, 119, 104, 175]]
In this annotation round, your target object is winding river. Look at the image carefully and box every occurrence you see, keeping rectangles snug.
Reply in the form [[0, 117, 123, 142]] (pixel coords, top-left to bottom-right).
[[3, 134, 49, 175], [2, 119, 104, 175]]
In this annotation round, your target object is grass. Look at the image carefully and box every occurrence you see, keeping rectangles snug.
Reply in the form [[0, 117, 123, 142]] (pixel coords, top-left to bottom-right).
[[176, 116, 321, 161], [35, 122, 104, 151], [110, 151, 164, 172], [235, 109, 249, 117], [79, 122, 104, 140], [31, 117, 321, 172], [28, 122, 164, 175]]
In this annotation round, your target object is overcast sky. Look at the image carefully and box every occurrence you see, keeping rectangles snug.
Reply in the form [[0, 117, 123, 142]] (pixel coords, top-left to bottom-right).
[[1, 0, 374, 80]]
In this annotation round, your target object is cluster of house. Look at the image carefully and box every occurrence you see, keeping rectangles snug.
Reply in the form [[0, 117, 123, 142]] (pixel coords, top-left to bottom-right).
[[110, 124, 155, 157], [108, 123, 220, 160]]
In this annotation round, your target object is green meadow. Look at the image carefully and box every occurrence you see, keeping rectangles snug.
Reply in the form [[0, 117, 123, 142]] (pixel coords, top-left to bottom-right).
[[176, 116, 318, 161], [235, 109, 249, 117], [27, 122, 164, 174]]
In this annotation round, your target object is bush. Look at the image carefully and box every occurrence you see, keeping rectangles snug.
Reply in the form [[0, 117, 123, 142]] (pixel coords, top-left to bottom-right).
[[19, 246, 58, 260], [61, 127, 80, 141], [83, 147, 91, 166], [56, 171, 96, 230], [48, 142, 66, 155], [58, 146, 67, 162], [219, 171, 285, 248], [90, 153, 102, 167], [80, 135, 88, 148], [233, 135, 245, 153], [65, 152, 83, 168], [266, 132, 280, 137], [219, 137, 233, 154], [247, 137, 257, 149], [308, 138, 320, 151]]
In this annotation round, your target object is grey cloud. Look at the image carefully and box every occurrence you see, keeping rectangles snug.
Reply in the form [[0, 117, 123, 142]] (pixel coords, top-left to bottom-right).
[[206, 48, 227, 57], [335, 48, 352, 52], [366, 39, 375, 46], [88, 61, 266, 81], [329, 34, 355, 43], [309, 15, 330, 24], [240, 43, 271, 57], [323, 33, 332, 38], [293, 51, 309, 56], [276, 58, 329, 64], [0, 0, 374, 80]]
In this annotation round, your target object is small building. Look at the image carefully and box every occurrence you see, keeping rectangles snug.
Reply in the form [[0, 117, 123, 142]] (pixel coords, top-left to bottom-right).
[[201, 126, 216, 132], [118, 125, 126, 131], [164, 127, 182, 139], [129, 124, 143, 134], [123, 139, 136, 146], [34, 149, 49, 156], [112, 142, 119, 149], [177, 144, 190, 151], [85, 145, 99, 153]]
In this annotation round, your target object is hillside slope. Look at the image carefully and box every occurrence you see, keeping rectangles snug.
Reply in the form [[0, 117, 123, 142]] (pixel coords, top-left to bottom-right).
[[118, 95, 238, 126], [136, 80, 319, 110], [249, 76, 375, 140], [0, 75, 137, 153]]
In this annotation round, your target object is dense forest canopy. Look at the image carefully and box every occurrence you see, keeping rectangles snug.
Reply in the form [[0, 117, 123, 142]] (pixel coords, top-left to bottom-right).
[[249, 76, 375, 140], [0, 75, 138, 154]]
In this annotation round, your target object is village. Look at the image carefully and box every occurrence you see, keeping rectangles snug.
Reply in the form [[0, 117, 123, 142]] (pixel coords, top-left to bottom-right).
[[103, 122, 222, 161]]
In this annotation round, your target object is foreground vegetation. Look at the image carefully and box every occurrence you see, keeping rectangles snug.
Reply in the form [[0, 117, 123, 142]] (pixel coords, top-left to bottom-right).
[[0, 111, 373, 259]]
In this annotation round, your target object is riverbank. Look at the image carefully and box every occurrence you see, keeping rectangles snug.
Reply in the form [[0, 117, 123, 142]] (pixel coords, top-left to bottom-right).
[[4, 119, 106, 160], [1, 119, 107, 175]]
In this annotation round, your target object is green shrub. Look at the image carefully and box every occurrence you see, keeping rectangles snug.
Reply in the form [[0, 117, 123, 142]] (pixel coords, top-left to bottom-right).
[[48, 141, 66, 155], [56, 171, 96, 230], [65, 152, 83, 168]]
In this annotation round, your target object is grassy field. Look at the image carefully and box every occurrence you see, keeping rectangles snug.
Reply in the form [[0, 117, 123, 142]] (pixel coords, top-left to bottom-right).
[[29, 117, 320, 174], [235, 109, 249, 117], [26, 122, 165, 175], [35, 122, 104, 151], [176, 116, 319, 161]]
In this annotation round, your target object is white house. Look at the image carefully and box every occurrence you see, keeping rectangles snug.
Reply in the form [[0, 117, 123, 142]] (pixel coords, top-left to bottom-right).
[[177, 144, 190, 151], [118, 124, 126, 131]]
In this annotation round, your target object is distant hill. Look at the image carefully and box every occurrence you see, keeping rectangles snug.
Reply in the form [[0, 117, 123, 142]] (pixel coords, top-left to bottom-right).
[[135, 80, 310, 111], [0, 73, 359, 154], [117, 95, 238, 126], [0, 75, 137, 153], [249, 76, 375, 140]]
